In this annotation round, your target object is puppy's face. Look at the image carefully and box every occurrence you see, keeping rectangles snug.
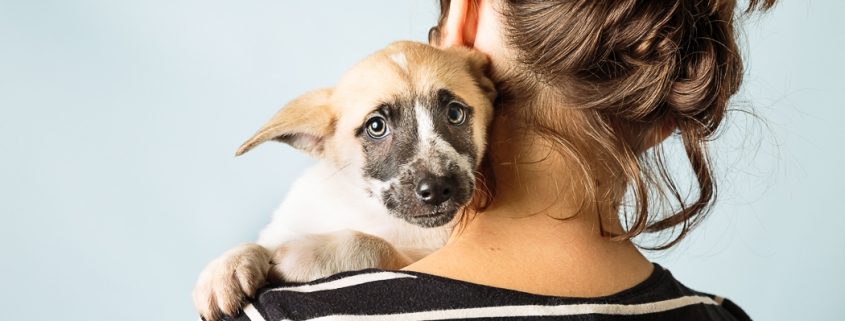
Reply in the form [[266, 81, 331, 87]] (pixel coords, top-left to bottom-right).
[[237, 41, 496, 227]]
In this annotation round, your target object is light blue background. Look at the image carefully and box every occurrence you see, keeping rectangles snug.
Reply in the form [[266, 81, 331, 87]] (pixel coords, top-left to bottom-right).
[[0, 1, 842, 320]]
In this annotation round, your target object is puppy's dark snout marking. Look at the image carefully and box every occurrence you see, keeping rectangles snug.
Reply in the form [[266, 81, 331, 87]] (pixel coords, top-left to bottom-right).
[[416, 175, 455, 205]]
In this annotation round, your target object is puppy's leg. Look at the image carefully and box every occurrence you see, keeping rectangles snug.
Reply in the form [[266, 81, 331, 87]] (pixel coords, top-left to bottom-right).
[[192, 243, 271, 321], [268, 230, 412, 283]]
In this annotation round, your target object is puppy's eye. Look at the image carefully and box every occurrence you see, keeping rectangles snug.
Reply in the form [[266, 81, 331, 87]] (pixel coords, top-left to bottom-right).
[[365, 116, 389, 139], [447, 101, 467, 125]]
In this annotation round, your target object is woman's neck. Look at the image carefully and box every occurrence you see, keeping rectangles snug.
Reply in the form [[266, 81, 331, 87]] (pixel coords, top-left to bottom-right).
[[403, 118, 653, 297]]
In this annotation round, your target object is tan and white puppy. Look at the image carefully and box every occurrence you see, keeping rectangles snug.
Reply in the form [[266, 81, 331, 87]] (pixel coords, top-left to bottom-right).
[[192, 41, 496, 321]]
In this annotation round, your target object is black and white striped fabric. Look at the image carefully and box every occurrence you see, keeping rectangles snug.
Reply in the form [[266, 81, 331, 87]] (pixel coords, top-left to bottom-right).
[[222, 264, 750, 321]]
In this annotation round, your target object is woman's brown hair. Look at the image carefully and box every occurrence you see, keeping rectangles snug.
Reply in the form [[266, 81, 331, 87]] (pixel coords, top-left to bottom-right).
[[432, 0, 776, 249]]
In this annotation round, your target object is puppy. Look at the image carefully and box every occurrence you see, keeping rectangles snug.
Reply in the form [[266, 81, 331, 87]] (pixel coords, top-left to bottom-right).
[[193, 41, 496, 321]]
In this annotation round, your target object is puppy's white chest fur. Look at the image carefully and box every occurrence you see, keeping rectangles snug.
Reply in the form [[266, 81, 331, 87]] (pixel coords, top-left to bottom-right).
[[255, 161, 451, 257]]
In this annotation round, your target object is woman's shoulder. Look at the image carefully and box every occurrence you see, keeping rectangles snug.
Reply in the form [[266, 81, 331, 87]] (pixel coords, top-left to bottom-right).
[[224, 264, 750, 321]]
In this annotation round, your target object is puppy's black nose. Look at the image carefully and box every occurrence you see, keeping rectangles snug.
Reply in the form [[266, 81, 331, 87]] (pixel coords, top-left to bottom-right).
[[416, 176, 455, 205]]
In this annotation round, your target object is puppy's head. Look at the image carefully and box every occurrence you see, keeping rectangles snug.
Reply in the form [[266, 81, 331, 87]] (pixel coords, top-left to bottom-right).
[[237, 41, 496, 227]]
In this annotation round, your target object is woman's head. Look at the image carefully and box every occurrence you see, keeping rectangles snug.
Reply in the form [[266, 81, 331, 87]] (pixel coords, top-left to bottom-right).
[[431, 0, 776, 249]]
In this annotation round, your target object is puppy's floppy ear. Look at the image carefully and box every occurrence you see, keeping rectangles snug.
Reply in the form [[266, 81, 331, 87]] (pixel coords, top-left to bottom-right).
[[236, 88, 335, 157], [448, 47, 497, 102]]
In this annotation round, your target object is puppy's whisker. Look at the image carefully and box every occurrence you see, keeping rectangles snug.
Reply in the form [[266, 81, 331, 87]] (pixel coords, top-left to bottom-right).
[[328, 162, 353, 178]]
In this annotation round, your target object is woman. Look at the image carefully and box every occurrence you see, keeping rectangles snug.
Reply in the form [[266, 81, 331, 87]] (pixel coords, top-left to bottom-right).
[[226, 0, 775, 320]]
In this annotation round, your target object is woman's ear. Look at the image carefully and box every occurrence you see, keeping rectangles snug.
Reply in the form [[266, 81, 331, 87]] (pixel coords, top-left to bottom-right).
[[236, 88, 335, 158], [439, 0, 479, 48]]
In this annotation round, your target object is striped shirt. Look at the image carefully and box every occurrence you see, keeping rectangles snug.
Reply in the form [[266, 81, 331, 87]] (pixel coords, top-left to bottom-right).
[[223, 264, 750, 321]]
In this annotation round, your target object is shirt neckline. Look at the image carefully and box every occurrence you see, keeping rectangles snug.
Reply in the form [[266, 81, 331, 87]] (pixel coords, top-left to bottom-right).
[[391, 263, 668, 302]]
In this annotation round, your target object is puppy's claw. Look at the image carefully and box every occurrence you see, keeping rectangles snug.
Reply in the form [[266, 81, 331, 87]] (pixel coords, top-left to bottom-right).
[[193, 244, 271, 321]]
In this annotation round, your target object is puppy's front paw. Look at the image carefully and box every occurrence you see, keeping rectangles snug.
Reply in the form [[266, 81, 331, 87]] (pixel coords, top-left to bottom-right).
[[192, 244, 271, 321], [269, 230, 411, 283]]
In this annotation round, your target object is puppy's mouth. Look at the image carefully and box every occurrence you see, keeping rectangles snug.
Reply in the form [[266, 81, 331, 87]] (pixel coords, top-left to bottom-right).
[[414, 211, 448, 218], [380, 178, 472, 228], [401, 207, 460, 228], [379, 169, 475, 228]]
